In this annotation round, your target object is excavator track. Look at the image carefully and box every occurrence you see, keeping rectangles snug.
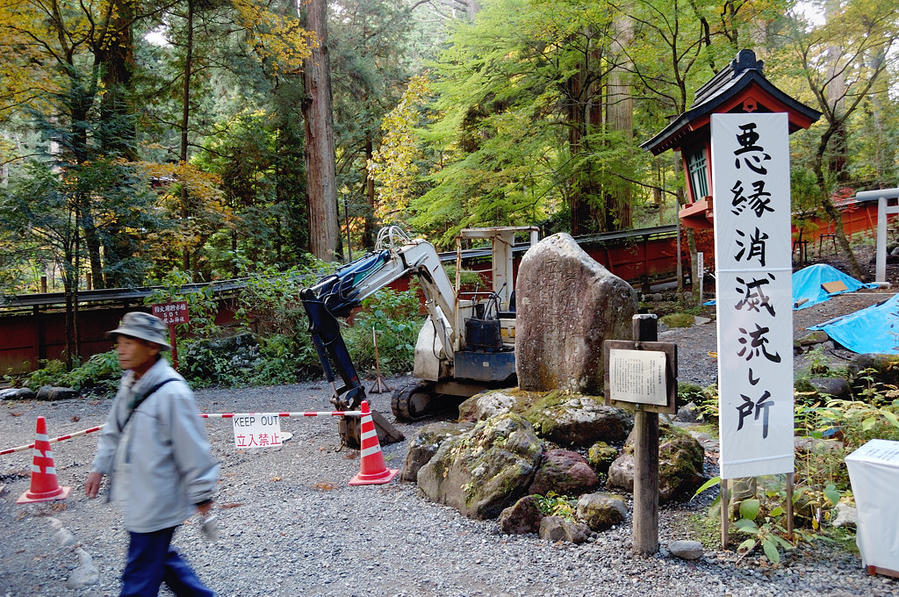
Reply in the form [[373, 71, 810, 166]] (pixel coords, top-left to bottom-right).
[[391, 379, 436, 421]]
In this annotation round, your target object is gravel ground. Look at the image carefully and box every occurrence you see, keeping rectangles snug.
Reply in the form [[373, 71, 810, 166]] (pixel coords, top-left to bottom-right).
[[661, 289, 899, 389], [3, 285, 899, 595]]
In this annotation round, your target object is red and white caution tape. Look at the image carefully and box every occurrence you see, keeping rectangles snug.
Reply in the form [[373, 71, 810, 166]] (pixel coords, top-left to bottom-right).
[[1, 410, 362, 456], [0, 425, 104, 456], [199, 410, 362, 419]]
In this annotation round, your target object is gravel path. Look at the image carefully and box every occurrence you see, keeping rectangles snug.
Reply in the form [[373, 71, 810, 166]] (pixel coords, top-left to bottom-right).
[[660, 289, 897, 389], [2, 291, 899, 596]]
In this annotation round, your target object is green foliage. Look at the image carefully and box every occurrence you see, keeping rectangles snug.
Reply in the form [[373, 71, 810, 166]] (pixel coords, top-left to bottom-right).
[[145, 270, 220, 338], [345, 288, 423, 376], [25, 351, 121, 394], [536, 491, 577, 521], [660, 312, 695, 328], [232, 263, 319, 338]]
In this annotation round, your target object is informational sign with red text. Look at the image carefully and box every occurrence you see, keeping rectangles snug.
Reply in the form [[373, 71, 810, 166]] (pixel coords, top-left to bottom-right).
[[231, 413, 283, 449]]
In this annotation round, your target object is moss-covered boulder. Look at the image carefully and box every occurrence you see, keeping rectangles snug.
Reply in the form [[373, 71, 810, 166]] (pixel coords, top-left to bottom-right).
[[848, 354, 899, 399], [527, 449, 598, 496], [498, 495, 544, 535], [538, 516, 590, 544], [458, 389, 632, 448], [417, 413, 542, 519], [576, 492, 627, 531], [457, 388, 526, 422], [586, 441, 619, 474], [523, 391, 632, 447], [400, 421, 474, 482], [606, 426, 707, 503]]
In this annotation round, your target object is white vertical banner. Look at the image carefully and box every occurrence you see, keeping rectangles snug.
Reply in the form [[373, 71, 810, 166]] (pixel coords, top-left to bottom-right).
[[712, 113, 794, 479]]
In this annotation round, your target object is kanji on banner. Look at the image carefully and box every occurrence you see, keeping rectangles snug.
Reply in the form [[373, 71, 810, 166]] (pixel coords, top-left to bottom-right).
[[712, 113, 794, 479]]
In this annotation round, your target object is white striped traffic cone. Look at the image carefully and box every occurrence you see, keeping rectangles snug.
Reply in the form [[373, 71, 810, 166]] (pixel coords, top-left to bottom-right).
[[17, 416, 71, 504], [348, 401, 398, 486]]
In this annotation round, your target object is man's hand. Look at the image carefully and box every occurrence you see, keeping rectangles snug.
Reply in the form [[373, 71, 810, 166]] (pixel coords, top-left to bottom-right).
[[84, 471, 103, 498]]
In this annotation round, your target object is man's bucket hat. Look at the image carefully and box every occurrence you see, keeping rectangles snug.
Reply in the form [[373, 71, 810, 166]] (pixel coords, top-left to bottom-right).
[[106, 312, 172, 350]]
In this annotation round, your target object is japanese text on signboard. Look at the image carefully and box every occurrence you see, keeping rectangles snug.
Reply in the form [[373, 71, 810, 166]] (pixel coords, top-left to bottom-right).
[[151, 301, 189, 326], [712, 113, 794, 479], [232, 413, 283, 449]]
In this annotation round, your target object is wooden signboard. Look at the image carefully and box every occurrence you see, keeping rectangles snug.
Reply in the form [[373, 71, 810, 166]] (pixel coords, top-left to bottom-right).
[[603, 340, 677, 415]]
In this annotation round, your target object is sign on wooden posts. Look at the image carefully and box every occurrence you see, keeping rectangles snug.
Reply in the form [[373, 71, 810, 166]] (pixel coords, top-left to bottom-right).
[[151, 301, 189, 370], [603, 316, 678, 555], [603, 341, 677, 415], [712, 113, 794, 480]]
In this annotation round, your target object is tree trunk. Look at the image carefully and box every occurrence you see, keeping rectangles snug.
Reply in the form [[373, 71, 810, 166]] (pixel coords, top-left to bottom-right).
[[362, 135, 376, 250], [96, 1, 137, 287], [300, 0, 340, 262], [814, 126, 863, 279], [606, 16, 634, 229], [566, 71, 590, 235], [180, 0, 195, 273]]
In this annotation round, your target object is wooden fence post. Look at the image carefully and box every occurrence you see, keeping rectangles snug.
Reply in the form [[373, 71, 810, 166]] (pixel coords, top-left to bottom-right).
[[632, 314, 659, 555]]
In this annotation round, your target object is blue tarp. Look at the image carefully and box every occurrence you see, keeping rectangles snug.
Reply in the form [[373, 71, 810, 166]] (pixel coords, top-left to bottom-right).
[[703, 263, 874, 309], [791, 263, 877, 310], [809, 293, 899, 354]]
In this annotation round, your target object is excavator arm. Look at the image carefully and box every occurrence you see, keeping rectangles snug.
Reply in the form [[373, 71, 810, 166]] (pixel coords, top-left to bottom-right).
[[300, 228, 455, 440]]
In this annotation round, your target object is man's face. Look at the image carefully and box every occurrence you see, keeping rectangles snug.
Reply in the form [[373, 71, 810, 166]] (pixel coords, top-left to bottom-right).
[[115, 336, 160, 373]]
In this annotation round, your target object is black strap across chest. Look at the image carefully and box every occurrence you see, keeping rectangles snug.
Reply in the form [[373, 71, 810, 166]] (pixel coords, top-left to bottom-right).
[[117, 378, 180, 432]]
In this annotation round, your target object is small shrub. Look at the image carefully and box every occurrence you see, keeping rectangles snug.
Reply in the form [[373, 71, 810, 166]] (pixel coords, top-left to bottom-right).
[[345, 288, 423, 376], [536, 491, 577, 521], [24, 352, 121, 394]]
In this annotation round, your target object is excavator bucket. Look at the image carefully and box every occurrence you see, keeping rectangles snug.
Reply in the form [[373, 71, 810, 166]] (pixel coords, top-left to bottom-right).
[[338, 408, 404, 450]]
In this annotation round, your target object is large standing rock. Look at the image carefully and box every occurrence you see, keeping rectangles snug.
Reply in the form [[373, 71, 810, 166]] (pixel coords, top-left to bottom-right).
[[516, 233, 637, 393], [417, 413, 542, 519], [528, 449, 598, 496], [607, 428, 707, 504], [400, 421, 474, 482]]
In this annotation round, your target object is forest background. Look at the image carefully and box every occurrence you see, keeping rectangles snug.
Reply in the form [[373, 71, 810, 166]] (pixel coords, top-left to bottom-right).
[[1, 0, 897, 380]]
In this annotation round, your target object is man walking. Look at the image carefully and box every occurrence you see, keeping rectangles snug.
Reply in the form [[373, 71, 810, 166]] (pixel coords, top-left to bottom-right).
[[85, 312, 218, 596]]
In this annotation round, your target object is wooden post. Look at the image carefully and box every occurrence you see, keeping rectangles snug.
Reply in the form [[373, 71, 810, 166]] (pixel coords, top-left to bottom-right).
[[168, 324, 178, 371], [720, 478, 729, 548], [369, 327, 391, 394], [786, 472, 794, 538], [632, 314, 659, 555]]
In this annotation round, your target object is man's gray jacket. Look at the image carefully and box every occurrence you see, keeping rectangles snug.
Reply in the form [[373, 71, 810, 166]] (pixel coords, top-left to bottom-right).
[[91, 358, 218, 533]]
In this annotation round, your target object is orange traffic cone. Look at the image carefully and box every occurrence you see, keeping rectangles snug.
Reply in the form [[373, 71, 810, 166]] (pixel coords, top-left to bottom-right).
[[348, 401, 398, 486], [17, 417, 71, 504]]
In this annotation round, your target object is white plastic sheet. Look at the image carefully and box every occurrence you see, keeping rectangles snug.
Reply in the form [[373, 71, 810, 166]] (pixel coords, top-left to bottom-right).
[[845, 439, 899, 572]]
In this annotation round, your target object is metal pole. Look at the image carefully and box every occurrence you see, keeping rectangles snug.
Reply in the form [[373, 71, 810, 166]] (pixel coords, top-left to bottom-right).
[[632, 314, 659, 556]]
